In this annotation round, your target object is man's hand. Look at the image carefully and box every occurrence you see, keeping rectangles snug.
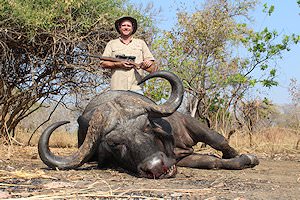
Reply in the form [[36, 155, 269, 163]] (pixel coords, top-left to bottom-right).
[[140, 60, 153, 70], [114, 61, 134, 70], [140, 60, 157, 73]]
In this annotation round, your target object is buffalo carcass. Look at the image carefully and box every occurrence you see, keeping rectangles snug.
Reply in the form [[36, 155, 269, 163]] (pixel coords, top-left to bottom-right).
[[38, 71, 259, 179]]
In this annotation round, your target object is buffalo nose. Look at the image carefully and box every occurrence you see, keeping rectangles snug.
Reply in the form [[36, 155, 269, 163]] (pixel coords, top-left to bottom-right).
[[138, 152, 176, 179], [148, 155, 167, 172]]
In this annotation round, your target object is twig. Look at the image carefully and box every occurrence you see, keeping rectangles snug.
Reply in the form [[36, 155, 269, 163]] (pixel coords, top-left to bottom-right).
[[27, 94, 66, 145], [0, 183, 37, 188]]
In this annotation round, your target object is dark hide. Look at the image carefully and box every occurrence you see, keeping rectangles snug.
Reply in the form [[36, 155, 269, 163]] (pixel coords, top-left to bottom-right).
[[38, 71, 259, 179]]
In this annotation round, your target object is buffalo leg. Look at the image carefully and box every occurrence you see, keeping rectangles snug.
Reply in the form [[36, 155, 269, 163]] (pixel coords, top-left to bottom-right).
[[198, 129, 239, 159], [176, 153, 259, 170], [171, 113, 239, 159], [188, 125, 239, 159], [183, 114, 239, 159]]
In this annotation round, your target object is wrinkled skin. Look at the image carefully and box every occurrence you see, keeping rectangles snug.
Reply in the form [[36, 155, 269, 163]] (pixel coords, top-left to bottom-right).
[[38, 71, 259, 179]]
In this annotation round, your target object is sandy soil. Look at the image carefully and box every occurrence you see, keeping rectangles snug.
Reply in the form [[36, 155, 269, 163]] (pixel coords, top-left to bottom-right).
[[0, 145, 299, 200]]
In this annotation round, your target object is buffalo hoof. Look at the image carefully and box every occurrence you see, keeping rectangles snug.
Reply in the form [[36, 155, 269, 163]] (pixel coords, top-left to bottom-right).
[[240, 154, 259, 168]]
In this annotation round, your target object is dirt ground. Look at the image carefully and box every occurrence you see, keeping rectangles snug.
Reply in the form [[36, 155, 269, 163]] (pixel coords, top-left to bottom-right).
[[0, 145, 299, 200]]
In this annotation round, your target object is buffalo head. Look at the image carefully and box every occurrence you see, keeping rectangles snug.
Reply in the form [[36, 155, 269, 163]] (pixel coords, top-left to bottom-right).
[[38, 71, 184, 178]]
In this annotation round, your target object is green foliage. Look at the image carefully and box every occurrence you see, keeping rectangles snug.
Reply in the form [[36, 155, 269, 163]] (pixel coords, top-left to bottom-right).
[[291, 34, 300, 44], [151, 0, 299, 132], [242, 25, 298, 88], [261, 79, 278, 88], [144, 79, 170, 103], [0, 0, 127, 37], [263, 3, 274, 16]]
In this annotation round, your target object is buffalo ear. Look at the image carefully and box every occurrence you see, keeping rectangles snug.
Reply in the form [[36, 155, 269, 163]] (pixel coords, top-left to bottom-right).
[[150, 121, 175, 158], [149, 119, 173, 137], [152, 126, 169, 135], [142, 120, 168, 135]]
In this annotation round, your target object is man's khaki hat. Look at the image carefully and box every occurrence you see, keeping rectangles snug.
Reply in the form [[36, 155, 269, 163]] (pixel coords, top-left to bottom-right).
[[115, 16, 138, 34]]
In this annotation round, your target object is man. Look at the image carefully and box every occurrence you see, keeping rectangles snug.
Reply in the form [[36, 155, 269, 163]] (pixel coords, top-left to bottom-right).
[[100, 16, 157, 93]]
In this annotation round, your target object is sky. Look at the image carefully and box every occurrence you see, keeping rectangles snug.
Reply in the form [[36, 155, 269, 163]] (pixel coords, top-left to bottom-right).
[[129, 0, 300, 105]]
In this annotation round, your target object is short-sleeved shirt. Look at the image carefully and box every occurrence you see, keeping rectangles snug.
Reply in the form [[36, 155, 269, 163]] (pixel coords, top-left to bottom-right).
[[102, 38, 155, 91]]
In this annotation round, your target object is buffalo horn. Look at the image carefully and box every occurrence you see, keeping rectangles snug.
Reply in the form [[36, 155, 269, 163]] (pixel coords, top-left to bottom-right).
[[138, 70, 184, 117]]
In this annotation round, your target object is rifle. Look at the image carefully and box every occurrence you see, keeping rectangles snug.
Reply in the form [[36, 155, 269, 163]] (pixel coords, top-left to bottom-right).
[[81, 54, 142, 69]]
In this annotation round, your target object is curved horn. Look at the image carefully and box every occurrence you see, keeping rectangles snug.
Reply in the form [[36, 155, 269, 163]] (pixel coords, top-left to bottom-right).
[[38, 121, 98, 169], [138, 70, 184, 117]]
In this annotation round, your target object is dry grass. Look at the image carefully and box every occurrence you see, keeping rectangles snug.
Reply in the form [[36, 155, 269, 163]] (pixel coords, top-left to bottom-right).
[[13, 129, 77, 148], [229, 127, 300, 156]]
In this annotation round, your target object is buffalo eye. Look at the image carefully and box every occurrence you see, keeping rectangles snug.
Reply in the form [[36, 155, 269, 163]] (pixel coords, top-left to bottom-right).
[[143, 122, 152, 133], [106, 140, 127, 158], [106, 139, 116, 146]]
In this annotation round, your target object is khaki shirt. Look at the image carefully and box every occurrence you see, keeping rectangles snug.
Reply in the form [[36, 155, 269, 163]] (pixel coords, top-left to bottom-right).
[[102, 38, 155, 91]]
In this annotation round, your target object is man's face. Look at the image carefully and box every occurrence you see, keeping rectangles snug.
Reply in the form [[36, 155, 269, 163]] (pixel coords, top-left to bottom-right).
[[119, 20, 133, 36]]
